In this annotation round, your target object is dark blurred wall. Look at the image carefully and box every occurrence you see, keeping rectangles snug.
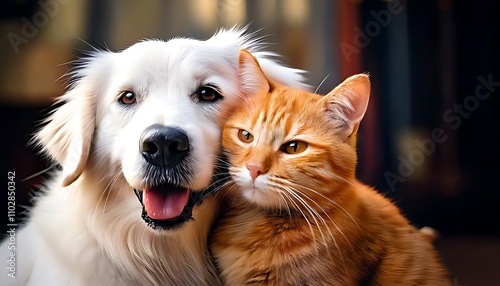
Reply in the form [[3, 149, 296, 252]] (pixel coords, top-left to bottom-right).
[[358, 0, 500, 235]]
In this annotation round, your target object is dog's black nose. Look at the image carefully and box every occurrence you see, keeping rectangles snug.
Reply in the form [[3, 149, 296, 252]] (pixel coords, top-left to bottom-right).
[[140, 125, 189, 168]]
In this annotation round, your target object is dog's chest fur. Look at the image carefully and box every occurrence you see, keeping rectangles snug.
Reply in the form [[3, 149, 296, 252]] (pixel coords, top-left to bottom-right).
[[17, 173, 221, 286]]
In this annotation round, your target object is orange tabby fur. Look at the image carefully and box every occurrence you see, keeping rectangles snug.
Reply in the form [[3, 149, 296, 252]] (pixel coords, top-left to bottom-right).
[[210, 50, 451, 286]]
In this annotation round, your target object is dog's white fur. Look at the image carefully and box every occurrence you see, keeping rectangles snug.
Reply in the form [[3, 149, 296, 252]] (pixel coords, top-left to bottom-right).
[[0, 28, 308, 286]]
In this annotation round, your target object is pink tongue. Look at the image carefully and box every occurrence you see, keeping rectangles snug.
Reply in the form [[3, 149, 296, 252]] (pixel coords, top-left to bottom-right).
[[143, 186, 190, 220]]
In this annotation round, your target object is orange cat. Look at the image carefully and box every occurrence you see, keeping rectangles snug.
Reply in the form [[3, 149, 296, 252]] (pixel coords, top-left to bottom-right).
[[210, 49, 451, 286]]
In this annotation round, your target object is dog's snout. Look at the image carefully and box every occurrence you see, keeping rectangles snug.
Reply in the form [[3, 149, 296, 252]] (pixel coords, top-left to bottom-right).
[[140, 125, 189, 168]]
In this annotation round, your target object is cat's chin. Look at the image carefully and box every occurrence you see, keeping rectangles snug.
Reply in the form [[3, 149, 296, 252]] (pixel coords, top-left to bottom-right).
[[234, 173, 284, 208], [239, 186, 284, 209]]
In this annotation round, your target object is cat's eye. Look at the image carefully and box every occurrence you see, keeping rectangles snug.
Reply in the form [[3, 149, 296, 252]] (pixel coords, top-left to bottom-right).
[[118, 90, 136, 105], [195, 85, 223, 102], [281, 141, 307, 154], [238, 129, 254, 143]]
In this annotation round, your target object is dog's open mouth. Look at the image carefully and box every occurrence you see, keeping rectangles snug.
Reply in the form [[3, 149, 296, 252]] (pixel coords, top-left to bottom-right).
[[134, 184, 202, 230]]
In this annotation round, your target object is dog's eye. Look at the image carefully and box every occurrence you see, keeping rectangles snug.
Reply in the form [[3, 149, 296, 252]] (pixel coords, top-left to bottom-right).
[[195, 85, 222, 102], [118, 91, 136, 105]]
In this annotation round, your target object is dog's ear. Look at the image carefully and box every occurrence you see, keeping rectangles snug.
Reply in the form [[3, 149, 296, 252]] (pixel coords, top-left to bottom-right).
[[36, 68, 98, 187]]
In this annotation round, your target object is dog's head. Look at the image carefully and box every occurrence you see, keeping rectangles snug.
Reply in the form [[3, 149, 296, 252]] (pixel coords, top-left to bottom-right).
[[35, 28, 309, 230]]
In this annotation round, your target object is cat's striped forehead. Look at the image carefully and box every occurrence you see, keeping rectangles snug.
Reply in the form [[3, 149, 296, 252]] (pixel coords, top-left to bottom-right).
[[246, 87, 321, 146]]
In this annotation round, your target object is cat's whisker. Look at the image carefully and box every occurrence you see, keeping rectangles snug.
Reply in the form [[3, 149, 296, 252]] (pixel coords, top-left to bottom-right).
[[277, 192, 293, 218], [272, 190, 289, 217], [303, 193, 353, 252], [206, 171, 232, 186], [281, 182, 352, 247], [288, 185, 352, 269], [285, 187, 332, 251], [277, 183, 328, 252], [305, 187, 360, 230], [277, 187, 319, 252], [293, 190, 337, 241], [314, 73, 330, 94], [217, 182, 239, 202], [274, 177, 360, 230], [270, 178, 351, 271], [330, 173, 357, 188], [201, 176, 234, 200]]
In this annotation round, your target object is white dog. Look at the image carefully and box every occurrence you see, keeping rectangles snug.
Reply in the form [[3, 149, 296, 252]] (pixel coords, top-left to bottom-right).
[[0, 27, 308, 285]]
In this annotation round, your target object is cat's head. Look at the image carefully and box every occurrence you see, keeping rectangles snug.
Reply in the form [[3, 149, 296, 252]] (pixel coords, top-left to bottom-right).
[[222, 49, 370, 209]]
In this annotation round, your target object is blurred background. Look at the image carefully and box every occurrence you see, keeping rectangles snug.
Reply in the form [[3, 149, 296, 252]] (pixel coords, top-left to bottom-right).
[[0, 0, 499, 284]]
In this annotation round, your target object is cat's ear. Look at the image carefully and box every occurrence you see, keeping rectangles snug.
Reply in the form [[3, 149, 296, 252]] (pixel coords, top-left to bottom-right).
[[238, 49, 271, 97], [323, 73, 370, 138]]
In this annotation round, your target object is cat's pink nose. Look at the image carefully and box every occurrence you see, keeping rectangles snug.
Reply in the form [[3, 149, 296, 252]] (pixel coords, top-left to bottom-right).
[[246, 162, 267, 181]]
